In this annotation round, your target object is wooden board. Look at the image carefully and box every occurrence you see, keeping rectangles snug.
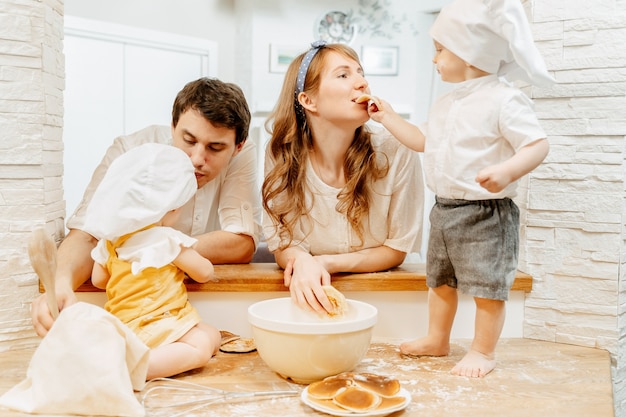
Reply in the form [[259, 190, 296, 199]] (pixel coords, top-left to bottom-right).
[[68, 263, 533, 293], [0, 338, 612, 417]]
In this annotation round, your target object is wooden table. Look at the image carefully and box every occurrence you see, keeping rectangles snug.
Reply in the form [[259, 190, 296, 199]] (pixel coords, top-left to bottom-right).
[[0, 338, 613, 417]]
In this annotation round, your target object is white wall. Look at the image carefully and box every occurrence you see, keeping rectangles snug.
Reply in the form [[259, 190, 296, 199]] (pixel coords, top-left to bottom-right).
[[63, 0, 437, 124], [235, 0, 425, 119], [64, 0, 238, 82], [62, 16, 218, 224]]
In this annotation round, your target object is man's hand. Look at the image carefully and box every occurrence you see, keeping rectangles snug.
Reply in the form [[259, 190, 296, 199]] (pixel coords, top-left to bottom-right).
[[31, 286, 78, 337], [30, 228, 98, 336]]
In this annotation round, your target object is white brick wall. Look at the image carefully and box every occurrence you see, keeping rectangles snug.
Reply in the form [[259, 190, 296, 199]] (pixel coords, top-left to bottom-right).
[[524, 0, 626, 413], [0, 0, 65, 350]]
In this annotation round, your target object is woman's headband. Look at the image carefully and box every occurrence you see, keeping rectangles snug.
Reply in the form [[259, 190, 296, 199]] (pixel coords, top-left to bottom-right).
[[295, 40, 326, 95]]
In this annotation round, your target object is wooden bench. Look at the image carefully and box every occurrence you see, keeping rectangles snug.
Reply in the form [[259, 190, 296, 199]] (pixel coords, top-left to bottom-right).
[[70, 263, 532, 293]]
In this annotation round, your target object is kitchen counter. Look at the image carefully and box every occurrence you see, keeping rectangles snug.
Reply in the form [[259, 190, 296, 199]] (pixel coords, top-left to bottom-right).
[[0, 338, 613, 417]]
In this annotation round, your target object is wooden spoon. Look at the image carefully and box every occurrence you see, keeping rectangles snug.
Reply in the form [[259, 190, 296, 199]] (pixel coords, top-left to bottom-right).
[[28, 227, 59, 319]]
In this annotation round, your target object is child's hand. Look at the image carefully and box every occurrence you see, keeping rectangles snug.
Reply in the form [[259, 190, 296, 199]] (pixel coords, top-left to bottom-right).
[[475, 164, 513, 193], [355, 94, 392, 123], [365, 96, 390, 124], [357, 94, 425, 152]]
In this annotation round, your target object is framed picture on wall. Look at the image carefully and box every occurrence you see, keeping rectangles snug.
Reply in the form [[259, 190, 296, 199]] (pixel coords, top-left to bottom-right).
[[361, 46, 399, 76], [269, 44, 302, 73]]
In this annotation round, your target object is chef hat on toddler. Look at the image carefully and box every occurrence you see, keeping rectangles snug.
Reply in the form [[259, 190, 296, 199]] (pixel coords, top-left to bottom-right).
[[430, 0, 554, 87], [83, 143, 197, 241]]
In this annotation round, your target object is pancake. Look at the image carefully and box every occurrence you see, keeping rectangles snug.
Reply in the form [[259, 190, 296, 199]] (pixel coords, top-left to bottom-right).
[[377, 394, 408, 410], [322, 285, 348, 317], [305, 372, 406, 414], [353, 372, 401, 397], [219, 330, 240, 345], [307, 376, 353, 399], [219, 337, 256, 353], [332, 386, 381, 412], [307, 397, 349, 412]]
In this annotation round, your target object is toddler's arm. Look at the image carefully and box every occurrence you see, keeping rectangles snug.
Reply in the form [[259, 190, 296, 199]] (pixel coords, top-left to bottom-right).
[[476, 138, 549, 193], [367, 97, 426, 152], [91, 262, 110, 289], [173, 246, 215, 283]]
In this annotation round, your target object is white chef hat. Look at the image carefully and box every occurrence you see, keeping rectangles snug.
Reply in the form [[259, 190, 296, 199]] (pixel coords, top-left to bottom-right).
[[83, 143, 197, 241], [430, 0, 554, 87]]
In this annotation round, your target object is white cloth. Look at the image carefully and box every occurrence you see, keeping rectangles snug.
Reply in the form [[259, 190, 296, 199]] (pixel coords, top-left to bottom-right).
[[92, 226, 198, 275], [83, 143, 197, 241], [0, 302, 149, 417], [420, 75, 547, 200], [263, 128, 424, 255], [430, 0, 554, 87], [67, 125, 261, 245]]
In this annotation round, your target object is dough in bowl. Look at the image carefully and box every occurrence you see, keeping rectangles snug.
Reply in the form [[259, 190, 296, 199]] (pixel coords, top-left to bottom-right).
[[322, 285, 348, 317]]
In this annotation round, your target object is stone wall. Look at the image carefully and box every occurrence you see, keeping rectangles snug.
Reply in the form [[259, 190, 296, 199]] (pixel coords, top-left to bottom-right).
[[522, 0, 626, 413], [0, 0, 64, 349]]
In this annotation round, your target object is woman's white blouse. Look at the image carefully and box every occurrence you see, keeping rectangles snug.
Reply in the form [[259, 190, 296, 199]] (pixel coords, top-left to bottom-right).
[[263, 128, 424, 256]]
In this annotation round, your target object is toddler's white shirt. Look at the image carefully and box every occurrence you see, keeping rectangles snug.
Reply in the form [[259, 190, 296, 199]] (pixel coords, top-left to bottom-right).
[[420, 75, 546, 200]]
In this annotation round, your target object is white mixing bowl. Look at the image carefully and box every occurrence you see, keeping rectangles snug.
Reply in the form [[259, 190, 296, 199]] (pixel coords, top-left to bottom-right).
[[248, 297, 378, 384]]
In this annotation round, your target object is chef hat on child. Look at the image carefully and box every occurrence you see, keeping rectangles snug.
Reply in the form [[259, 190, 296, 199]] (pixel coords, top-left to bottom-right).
[[429, 0, 554, 87], [83, 143, 197, 241]]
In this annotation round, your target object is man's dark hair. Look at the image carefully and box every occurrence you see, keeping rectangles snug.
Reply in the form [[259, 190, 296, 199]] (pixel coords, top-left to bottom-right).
[[172, 77, 251, 145]]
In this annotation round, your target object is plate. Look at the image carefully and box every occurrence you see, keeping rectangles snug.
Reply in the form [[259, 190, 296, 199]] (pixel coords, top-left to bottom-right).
[[301, 386, 411, 417], [219, 337, 256, 353]]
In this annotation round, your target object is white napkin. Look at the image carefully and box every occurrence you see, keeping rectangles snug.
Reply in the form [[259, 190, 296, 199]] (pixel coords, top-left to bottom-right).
[[0, 302, 149, 416]]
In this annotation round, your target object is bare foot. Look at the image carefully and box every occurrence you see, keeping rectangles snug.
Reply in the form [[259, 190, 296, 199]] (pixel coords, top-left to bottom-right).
[[399, 337, 450, 357], [450, 349, 496, 377]]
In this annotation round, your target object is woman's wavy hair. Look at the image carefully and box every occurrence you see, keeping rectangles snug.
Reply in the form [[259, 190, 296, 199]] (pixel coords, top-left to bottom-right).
[[262, 43, 389, 250]]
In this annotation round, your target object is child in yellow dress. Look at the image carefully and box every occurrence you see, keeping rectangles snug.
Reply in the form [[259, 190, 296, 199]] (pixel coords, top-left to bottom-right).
[[83, 143, 221, 380]]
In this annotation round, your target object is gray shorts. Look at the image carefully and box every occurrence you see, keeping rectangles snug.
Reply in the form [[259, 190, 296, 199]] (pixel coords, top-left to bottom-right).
[[426, 197, 520, 301]]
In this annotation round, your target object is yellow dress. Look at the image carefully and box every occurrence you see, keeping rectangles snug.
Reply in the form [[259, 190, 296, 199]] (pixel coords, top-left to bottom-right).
[[101, 227, 201, 349]]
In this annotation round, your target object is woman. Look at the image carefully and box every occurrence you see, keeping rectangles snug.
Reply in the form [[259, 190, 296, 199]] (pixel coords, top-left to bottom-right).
[[262, 41, 424, 314]]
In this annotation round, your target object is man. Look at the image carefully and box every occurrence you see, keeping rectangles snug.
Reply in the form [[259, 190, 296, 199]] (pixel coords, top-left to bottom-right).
[[31, 77, 261, 336]]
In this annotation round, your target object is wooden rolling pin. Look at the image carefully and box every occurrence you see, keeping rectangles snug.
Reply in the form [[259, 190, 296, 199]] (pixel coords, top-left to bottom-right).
[[28, 227, 59, 318]]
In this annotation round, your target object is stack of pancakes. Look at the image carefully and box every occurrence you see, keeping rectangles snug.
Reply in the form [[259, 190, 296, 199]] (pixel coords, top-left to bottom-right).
[[306, 372, 405, 413]]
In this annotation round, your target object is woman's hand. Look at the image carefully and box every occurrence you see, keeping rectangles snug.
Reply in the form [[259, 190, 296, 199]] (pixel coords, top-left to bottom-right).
[[282, 252, 333, 314]]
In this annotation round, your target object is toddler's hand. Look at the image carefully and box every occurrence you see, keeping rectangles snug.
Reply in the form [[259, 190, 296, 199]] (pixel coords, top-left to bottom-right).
[[475, 164, 513, 193], [363, 96, 391, 124]]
